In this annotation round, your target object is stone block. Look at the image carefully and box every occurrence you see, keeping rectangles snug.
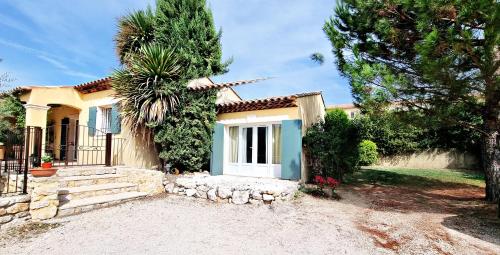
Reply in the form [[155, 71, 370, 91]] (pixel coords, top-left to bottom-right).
[[12, 194, 31, 203], [0, 198, 11, 208], [195, 190, 207, 199], [15, 211, 30, 218], [164, 183, 175, 193], [185, 189, 196, 197], [30, 200, 49, 210], [251, 190, 263, 200], [0, 208, 5, 216], [263, 194, 275, 202], [218, 187, 232, 199], [232, 190, 249, 205], [207, 189, 217, 201], [31, 205, 58, 220], [6, 203, 29, 214], [0, 215, 13, 224]]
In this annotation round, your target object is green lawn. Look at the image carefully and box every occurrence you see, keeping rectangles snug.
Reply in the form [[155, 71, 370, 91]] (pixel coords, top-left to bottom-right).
[[345, 166, 485, 188]]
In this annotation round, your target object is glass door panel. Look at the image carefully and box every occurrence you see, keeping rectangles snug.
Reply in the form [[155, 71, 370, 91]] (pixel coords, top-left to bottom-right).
[[257, 126, 268, 164], [242, 127, 253, 163]]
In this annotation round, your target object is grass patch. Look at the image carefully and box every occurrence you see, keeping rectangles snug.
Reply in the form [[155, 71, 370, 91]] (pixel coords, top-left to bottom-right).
[[1, 222, 61, 242], [345, 167, 485, 188]]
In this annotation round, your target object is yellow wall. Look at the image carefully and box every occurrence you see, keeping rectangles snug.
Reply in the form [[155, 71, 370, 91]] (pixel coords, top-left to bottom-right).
[[216, 88, 241, 104], [20, 87, 159, 169], [296, 94, 325, 182], [46, 105, 80, 160]]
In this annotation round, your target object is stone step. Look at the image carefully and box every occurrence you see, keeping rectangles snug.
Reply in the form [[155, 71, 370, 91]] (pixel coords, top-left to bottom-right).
[[59, 174, 126, 188], [58, 183, 138, 201], [57, 191, 148, 217], [56, 167, 117, 177]]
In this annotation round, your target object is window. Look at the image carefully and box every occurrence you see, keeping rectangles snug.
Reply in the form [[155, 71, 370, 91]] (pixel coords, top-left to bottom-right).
[[242, 127, 253, 163], [228, 127, 239, 163], [257, 126, 268, 164], [99, 107, 112, 133]]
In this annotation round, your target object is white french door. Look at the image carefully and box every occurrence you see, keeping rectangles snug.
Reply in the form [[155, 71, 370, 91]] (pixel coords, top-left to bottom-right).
[[225, 123, 281, 178]]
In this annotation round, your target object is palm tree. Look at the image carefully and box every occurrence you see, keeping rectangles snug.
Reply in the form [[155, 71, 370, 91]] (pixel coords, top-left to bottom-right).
[[115, 8, 155, 65], [112, 44, 182, 134]]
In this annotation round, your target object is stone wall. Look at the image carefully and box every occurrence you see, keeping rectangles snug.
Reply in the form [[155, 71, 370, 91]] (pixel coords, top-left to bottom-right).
[[164, 173, 299, 205], [116, 167, 165, 195], [29, 177, 60, 220], [0, 194, 31, 229], [377, 149, 479, 170]]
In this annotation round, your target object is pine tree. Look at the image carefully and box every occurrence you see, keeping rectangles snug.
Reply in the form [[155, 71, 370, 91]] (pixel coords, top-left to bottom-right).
[[324, 0, 499, 209]]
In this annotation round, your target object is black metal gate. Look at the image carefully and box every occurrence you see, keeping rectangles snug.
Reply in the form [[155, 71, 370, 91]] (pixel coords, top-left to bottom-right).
[[0, 126, 42, 195], [44, 124, 124, 167], [1, 125, 124, 196]]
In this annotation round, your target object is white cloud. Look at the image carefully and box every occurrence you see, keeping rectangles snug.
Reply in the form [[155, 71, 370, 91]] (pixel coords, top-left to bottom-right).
[[0, 39, 97, 80]]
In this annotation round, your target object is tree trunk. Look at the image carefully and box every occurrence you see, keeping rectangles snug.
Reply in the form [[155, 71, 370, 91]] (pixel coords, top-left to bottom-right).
[[482, 131, 499, 203], [482, 84, 500, 217]]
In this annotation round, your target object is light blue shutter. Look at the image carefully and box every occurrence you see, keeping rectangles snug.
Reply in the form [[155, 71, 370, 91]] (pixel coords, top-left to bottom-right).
[[110, 104, 121, 134], [210, 123, 224, 176], [281, 119, 302, 180], [88, 107, 97, 136]]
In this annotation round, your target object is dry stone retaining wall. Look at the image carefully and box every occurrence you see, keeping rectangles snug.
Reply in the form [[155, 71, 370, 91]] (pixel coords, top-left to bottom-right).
[[164, 173, 299, 205]]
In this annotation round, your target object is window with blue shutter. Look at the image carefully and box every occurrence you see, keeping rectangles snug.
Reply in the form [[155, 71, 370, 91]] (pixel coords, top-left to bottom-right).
[[280, 119, 302, 180], [88, 107, 97, 136]]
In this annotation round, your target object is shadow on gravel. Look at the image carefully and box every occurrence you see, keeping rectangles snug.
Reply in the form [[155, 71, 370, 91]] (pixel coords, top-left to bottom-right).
[[335, 168, 500, 247]]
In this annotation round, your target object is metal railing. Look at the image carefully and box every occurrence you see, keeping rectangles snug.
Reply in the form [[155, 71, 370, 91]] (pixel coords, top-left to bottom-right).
[[44, 124, 125, 167], [0, 126, 42, 195], [1, 125, 125, 196]]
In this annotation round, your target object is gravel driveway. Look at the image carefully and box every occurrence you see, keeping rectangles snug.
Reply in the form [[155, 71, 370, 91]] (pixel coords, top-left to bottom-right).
[[1, 190, 498, 255]]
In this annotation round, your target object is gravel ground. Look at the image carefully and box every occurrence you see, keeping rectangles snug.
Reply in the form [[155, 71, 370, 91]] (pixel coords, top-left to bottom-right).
[[0, 190, 498, 255]]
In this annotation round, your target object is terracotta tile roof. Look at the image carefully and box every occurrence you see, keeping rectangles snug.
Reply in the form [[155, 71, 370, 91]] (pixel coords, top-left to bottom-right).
[[74, 77, 112, 94], [73, 77, 267, 94], [216, 92, 322, 113], [187, 78, 269, 91]]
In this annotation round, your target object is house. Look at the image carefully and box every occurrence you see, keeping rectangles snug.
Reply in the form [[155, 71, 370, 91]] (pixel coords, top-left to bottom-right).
[[13, 77, 325, 182], [326, 103, 361, 119]]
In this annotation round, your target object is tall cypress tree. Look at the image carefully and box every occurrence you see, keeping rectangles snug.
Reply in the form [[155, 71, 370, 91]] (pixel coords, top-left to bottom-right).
[[152, 0, 230, 171], [154, 0, 229, 78]]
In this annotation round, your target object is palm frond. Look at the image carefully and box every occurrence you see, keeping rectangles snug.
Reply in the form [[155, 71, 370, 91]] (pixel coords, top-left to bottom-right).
[[112, 44, 182, 136], [115, 7, 155, 65]]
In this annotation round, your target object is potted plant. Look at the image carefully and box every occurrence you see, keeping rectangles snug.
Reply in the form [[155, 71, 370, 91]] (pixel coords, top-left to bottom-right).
[[30, 154, 57, 177], [41, 154, 53, 169]]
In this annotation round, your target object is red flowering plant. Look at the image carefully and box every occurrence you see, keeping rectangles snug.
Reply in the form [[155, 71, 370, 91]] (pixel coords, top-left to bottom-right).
[[314, 175, 326, 188], [312, 175, 341, 199], [326, 177, 340, 193]]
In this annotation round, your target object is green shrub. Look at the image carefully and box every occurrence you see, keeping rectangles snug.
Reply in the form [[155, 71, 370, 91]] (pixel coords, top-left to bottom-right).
[[303, 109, 360, 181], [358, 140, 378, 165]]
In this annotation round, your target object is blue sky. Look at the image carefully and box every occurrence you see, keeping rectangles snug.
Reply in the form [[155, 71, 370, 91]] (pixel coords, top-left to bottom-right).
[[0, 0, 352, 105]]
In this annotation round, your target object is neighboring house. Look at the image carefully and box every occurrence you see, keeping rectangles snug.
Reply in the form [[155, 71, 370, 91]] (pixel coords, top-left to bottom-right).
[[13, 78, 325, 182], [327, 103, 361, 119]]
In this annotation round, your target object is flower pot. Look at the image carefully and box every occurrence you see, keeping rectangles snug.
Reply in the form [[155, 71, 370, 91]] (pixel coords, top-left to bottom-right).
[[41, 162, 53, 169], [30, 167, 57, 177]]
